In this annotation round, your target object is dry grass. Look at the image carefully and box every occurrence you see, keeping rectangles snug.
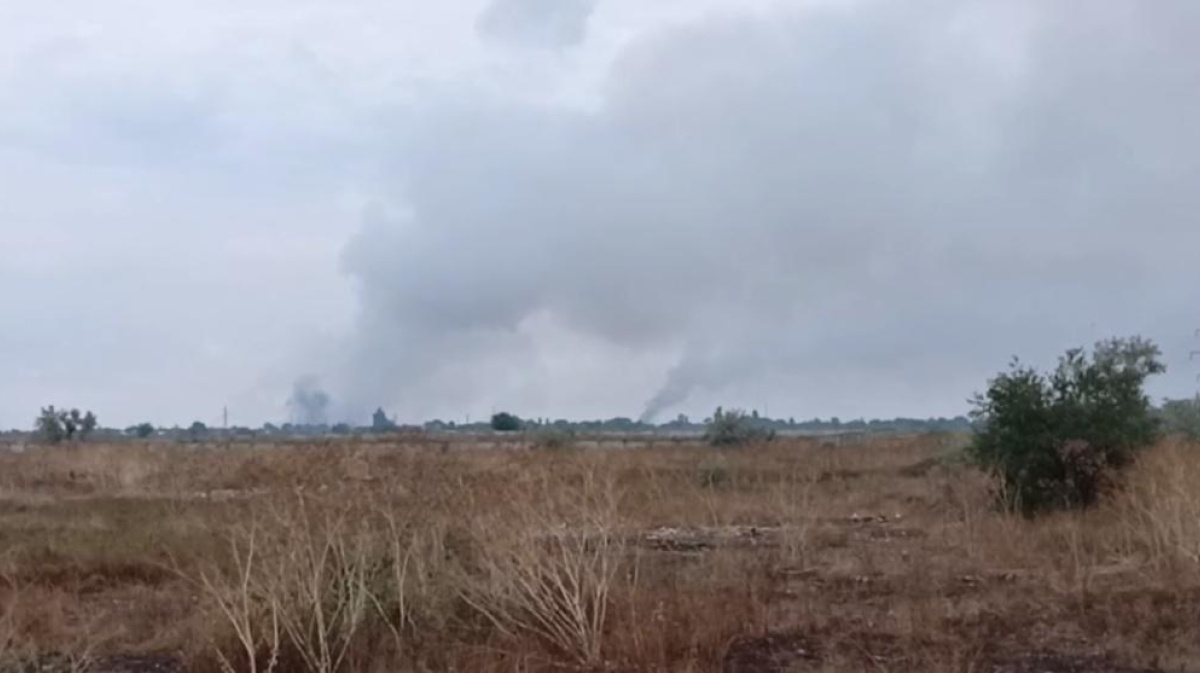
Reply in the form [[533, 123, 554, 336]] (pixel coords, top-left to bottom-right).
[[0, 434, 1197, 672]]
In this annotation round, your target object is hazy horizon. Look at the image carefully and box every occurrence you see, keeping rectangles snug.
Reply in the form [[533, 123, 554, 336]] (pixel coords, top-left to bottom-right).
[[3, 0, 1200, 430]]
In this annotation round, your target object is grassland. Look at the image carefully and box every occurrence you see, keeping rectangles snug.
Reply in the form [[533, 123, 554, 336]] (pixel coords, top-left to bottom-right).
[[0, 433, 1197, 672]]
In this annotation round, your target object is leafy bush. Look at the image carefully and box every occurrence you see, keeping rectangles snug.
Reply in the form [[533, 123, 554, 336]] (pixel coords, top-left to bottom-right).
[[970, 337, 1164, 514], [705, 407, 775, 447]]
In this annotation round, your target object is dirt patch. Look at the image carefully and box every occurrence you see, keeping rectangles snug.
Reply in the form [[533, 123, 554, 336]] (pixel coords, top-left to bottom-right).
[[724, 634, 1164, 673], [984, 652, 1161, 673], [18, 560, 176, 593], [92, 655, 184, 673], [723, 633, 820, 672], [6, 654, 182, 673]]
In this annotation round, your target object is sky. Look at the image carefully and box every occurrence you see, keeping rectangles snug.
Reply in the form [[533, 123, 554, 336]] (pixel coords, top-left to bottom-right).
[[2, 0, 1199, 429]]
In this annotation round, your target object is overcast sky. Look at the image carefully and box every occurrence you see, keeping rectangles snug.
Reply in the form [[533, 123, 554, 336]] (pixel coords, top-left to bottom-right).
[[2, 0, 1199, 429]]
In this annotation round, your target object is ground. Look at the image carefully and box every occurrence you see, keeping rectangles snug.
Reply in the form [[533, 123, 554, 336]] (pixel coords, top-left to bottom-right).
[[0, 433, 1197, 672]]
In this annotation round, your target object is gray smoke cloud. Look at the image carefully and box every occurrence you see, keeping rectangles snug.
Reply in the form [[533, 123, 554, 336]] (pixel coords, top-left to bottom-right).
[[477, 0, 597, 49], [337, 0, 1200, 422], [287, 376, 332, 425]]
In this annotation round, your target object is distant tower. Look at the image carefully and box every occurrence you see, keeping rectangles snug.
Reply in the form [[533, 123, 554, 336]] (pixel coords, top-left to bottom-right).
[[223, 406, 229, 430]]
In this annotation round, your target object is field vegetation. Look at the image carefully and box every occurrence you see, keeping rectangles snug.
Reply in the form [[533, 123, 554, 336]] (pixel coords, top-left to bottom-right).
[[0, 431, 1197, 672]]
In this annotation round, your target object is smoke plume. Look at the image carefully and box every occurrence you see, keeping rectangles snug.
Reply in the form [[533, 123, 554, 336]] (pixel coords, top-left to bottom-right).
[[287, 376, 332, 425], [336, 0, 1200, 422]]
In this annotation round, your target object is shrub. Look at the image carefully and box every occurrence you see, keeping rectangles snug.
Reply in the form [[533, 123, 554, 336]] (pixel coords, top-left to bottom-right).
[[970, 337, 1164, 514], [705, 407, 775, 447]]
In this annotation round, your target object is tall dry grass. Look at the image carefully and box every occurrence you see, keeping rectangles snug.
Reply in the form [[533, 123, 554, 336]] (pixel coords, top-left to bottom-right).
[[1118, 438, 1200, 572], [2, 434, 1200, 671]]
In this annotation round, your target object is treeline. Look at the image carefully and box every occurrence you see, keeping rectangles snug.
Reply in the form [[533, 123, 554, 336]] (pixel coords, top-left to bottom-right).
[[7, 395, 1199, 444], [437, 412, 975, 436], [4, 411, 975, 443]]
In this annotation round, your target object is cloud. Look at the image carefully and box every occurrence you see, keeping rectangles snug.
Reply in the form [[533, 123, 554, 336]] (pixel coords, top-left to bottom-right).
[[477, 0, 597, 49], [4, 0, 1200, 429], [339, 0, 1200, 422]]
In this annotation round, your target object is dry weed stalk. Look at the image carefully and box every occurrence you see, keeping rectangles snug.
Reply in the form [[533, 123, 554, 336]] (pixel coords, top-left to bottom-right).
[[261, 494, 375, 673], [370, 509, 456, 647], [459, 467, 627, 667], [196, 492, 383, 673], [197, 527, 282, 673]]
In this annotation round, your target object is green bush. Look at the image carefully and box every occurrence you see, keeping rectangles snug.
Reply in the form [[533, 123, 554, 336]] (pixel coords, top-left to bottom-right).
[[970, 337, 1164, 514], [705, 407, 775, 447]]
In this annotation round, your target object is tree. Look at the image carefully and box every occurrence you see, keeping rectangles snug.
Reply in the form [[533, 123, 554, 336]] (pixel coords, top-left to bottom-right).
[[62, 409, 80, 441], [127, 423, 155, 439], [491, 412, 521, 432], [970, 337, 1165, 514], [188, 421, 209, 441], [80, 411, 97, 440], [36, 406, 65, 444], [35, 406, 98, 444]]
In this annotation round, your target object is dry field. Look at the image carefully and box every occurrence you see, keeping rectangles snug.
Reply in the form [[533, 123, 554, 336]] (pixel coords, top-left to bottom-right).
[[0, 434, 1198, 672]]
